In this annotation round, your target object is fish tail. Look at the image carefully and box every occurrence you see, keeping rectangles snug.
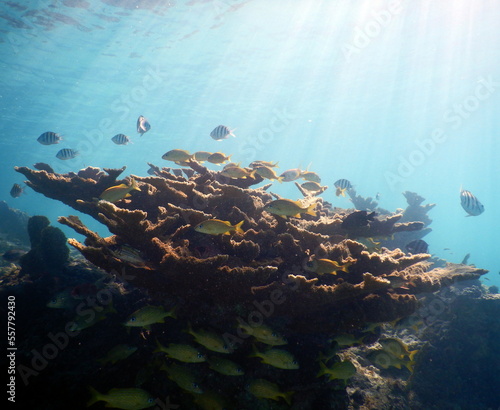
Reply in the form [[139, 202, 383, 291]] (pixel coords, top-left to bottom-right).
[[305, 203, 317, 217], [340, 262, 351, 273], [234, 220, 245, 235], [248, 169, 257, 179], [316, 361, 328, 377], [166, 306, 177, 320], [249, 343, 260, 358], [405, 361, 415, 373], [153, 338, 164, 354], [87, 386, 102, 407], [408, 350, 419, 361], [130, 178, 141, 192], [277, 176, 284, 183], [282, 391, 294, 406]]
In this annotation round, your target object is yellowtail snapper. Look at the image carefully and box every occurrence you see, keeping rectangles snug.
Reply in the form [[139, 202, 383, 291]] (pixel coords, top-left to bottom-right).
[[37, 131, 62, 145], [56, 148, 78, 160], [137, 115, 151, 136], [10, 183, 24, 198], [112, 133, 131, 145], [210, 125, 235, 140], [460, 187, 484, 216]]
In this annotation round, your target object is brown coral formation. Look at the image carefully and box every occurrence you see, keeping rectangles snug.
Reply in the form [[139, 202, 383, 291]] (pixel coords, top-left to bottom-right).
[[15, 165, 486, 332]]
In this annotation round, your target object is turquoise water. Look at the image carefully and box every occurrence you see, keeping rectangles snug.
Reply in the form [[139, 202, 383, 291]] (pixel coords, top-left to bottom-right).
[[1, 0, 498, 288]]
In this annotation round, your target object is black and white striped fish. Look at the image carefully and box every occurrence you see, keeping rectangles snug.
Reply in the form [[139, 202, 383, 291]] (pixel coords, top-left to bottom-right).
[[111, 134, 131, 145], [137, 115, 151, 136], [210, 125, 235, 141], [37, 131, 62, 145], [405, 239, 428, 254], [56, 148, 78, 160], [334, 179, 353, 197], [10, 183, 24, 198], [460, 187, 484, 216]]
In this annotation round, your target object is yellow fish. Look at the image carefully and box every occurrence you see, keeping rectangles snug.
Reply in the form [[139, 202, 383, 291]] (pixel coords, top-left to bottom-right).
[[301, 181, 325, 193], [193, 391, 229, 410], [207, 152, 231, 165], [254, 166, 284, 183], [99, 178, 141, 203], [247, 378, 293, 405], [124, 305, 176, 329], [263, 199, 316, 219], [206, 356, 244, 376], [379, 338, 418, 360], [193, 151, 213, 162], [238, 322, 287, 346], [154, 340, 206, 363], [163, 362, 203, 394], [317, 360, 356, 382], [194, 219, 244, 235], [250, 346, 299, 370], [305, 258, 352, 275], [187, 324, 231, 354], [161, 149, 194, 162], [220, 166, 256, 179], [367, 349, 416, 373], [249, 160, 279, 168], [87, 387, 155, 410], [98, 344, 138, 366], [301, 171, 321, 183]]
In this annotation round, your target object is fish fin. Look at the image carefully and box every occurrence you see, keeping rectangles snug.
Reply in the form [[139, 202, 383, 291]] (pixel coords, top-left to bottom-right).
[[305, 203, 317, 217], [293, 213, 302, 218], [405, 361, 415, 373], [316, 361, 329, 378], [282, 391, 294, 406], [167, 306, 177, 320], [234, 220, 245, 235], [130, 178, 141, 192], [408, 350, 419, 361], [277, 176, 284, 183], [248, 169, 257, 179], [87, 386, 102, 407], [153, 338, 164, 354]]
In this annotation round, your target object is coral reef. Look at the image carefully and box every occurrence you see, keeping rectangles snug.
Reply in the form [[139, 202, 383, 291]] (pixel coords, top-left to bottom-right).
[[15, 165, 485, 328], [12, 164, 489, 409]]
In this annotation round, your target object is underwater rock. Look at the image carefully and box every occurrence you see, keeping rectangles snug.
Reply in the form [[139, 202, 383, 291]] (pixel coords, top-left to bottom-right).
[[0, 201, 30, 245], [19, 215, 69, 278]]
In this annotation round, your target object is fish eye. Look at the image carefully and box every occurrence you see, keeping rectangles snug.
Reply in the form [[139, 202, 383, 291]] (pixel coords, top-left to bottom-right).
[[129, 316, 136, 322], [292, 360, 298, 365], [198, 224, 203, 229], [197, 353, 204, 358], [147, 398, 155, 404]]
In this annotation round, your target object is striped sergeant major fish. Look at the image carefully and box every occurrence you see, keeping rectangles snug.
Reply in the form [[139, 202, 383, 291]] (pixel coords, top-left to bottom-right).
[[334, 179, 353, 197], [111, 134, 131, 145], [56, 148, 78, 160], [210, 125, 235, 141], [137, 115, 151, 136], [10, 183, 24, 198], [37, 131, 62, 145], [460, 187, 484, 216]]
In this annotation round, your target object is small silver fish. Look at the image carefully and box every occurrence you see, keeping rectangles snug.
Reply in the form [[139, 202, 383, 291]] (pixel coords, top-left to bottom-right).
[[37, 131, 62, 145], [137, 115, 151, 136], [56, 148, 78, 160], [210, 125, 234, 141], [111, 134, 131, 145]]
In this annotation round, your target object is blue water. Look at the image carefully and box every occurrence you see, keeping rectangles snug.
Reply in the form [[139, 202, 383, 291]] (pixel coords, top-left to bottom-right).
[[1, 0, 498, 288]]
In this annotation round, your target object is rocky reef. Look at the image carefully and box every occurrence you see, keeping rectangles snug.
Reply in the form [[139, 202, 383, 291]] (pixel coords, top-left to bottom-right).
[[11, 164, 488, 409]]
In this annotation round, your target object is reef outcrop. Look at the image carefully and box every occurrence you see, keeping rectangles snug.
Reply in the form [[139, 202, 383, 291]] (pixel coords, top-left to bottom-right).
[[15, 165, 486, 333]]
